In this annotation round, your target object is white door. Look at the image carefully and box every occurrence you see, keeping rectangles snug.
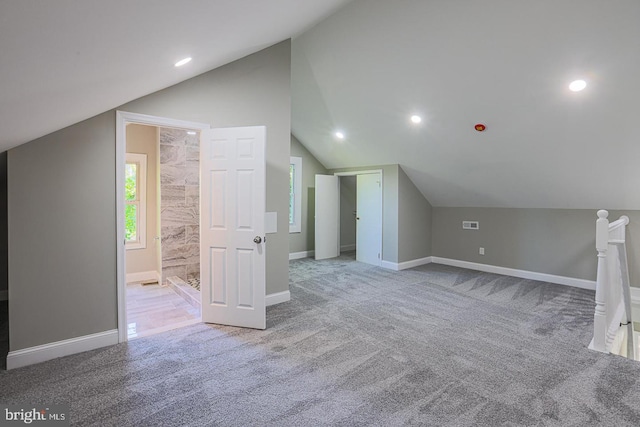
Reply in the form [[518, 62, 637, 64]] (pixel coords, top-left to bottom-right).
[[356, 173, 382, 265], [200, 126, 266, 329], [315, 175, 340, 260]]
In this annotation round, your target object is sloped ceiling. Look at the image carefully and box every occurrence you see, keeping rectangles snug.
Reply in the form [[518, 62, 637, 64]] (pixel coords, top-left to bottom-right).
[[0, 0, 351, 150], [292, 0, 640, 209]]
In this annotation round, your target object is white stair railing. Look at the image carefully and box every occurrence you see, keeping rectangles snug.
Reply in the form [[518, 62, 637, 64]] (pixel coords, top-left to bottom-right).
[[589, 210, 636, 359]]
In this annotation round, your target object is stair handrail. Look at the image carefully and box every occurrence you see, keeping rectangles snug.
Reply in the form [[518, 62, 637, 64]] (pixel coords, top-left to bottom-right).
[[590, 210, 635, 358]]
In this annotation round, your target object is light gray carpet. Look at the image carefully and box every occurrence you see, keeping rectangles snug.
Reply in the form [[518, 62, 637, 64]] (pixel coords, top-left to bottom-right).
[[2, 253, 640, 426]]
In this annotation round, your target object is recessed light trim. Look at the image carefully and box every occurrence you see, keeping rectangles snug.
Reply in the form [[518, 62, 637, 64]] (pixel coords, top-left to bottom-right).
[[569, 79, 587, 92], [410, 115, 422, 124], [174, 57, 192, 67], [334, 131, 345, 140]]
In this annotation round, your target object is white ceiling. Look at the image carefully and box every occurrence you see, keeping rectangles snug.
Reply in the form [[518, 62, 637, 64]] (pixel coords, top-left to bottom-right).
[[0, 0, 351, 150], [292, 0, 640, 209], [3, 0, 640, 210]]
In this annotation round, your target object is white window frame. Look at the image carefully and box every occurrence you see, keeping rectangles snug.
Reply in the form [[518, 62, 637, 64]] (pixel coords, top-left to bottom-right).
[[125, 153, 147, 250], [289, 156, 302, 233]]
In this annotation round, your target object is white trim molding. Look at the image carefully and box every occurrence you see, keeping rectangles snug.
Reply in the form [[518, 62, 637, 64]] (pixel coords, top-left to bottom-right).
[[431, 257, 596, 290], [340, 244, 356, 252], [381, 256, 433, 271], [125, 270, 161, 284], [7, 329, 119, 370], [289, 250, 315, 260], [0, 290, 7, 301], [266, 291, 290, 306]]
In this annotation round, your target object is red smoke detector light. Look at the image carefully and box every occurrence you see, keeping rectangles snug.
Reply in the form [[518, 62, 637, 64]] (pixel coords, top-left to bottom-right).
[[475, 123, 486, 132]]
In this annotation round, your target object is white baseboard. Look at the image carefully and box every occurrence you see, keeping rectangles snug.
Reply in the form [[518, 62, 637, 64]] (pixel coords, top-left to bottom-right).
[[289, 251, 314, 260], [430, 257, 596, 291], [0, 290, 7, 301], [266, 290, 290, 306], [126, 270, 160, 284], [7, 329, 119, 370], [381, 256, 433, 271], [340, 244, 356, 252]]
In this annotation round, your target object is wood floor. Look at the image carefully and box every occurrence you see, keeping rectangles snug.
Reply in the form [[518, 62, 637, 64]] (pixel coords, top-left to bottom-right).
[[126, 282, 200, 339]]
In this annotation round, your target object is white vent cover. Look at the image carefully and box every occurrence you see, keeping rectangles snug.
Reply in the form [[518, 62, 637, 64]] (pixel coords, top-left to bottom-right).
[[462, 221, 479, 230]]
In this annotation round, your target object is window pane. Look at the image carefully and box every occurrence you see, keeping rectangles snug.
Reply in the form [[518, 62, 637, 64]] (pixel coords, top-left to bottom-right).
[[125, 163, 137, 201], [125, 204, 137, 241], [289, 164, 295, 224]]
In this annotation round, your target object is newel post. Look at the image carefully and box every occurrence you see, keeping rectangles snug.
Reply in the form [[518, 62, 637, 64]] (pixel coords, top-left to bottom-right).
[[592, 209, 609, 352]]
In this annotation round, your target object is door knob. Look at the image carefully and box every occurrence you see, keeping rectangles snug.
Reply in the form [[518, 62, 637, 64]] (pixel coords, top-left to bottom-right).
[[254, 236, 262, 244]]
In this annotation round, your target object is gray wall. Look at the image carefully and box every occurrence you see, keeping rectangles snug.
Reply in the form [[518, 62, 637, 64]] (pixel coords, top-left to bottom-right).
[[8, 112, 117, 350], [0, 152, 7, 295], [432, 207, 640, 285], [8, 40, 291, 352], [329, 165, 399, 263], [289, 135, 327, 254], [125, 124, 159, 277], [398, 166, 433, 262], [121, 39, 291, 296], [340, 176, 356, 250]]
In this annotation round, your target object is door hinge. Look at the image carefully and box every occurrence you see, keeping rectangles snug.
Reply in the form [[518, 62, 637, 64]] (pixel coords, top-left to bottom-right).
[[378, 253, 381, 259]]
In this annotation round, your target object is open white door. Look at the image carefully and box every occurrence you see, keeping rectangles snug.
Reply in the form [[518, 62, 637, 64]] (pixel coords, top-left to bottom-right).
[[356, 173, 382, 265], [315, 175, 340, 260], [200, 126, 266, 330]]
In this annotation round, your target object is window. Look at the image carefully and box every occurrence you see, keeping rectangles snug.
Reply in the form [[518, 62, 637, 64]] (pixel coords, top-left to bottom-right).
[[125, 153, 147, 249], [289, 156, 302, 233]]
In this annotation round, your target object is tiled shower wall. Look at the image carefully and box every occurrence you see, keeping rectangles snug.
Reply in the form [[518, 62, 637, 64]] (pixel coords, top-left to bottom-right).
[[160, 128, 199, 284]]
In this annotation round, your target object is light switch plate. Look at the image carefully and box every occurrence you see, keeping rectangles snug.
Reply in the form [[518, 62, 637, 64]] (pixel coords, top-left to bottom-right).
[[265, 212, 277, 234]]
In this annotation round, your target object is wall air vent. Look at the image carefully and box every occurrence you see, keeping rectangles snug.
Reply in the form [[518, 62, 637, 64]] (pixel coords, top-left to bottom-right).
[[462, 221, 479, 230]]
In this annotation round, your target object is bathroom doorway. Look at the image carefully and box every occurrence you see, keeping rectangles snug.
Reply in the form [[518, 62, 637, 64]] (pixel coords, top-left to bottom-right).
[[121, 114, 208, 340]]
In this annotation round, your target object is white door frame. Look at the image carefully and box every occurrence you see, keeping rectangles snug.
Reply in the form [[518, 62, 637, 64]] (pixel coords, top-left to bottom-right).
[[115, 111, 211, 343], [333, 170, 384, 261]]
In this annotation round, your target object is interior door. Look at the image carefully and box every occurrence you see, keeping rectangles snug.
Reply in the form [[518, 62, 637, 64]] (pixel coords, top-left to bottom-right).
[[356, 173, 382, 265], [200, 126, 266, 329], [315, 174, 340, 260]]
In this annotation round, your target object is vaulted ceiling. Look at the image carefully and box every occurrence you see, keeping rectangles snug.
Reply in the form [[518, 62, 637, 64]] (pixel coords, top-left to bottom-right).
[[3, 1, 639, 210], [292, 0, 640, 209], [0, 0, 350, 149]]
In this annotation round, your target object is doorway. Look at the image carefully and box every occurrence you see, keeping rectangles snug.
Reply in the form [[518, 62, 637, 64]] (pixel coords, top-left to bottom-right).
[[116, 112, 210, 342], [315, 170, 383, 265], [124, 123, 204, 339]]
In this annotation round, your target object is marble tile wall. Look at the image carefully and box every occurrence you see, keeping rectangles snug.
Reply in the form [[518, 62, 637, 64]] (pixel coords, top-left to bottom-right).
[[160, 128, 200, 284]]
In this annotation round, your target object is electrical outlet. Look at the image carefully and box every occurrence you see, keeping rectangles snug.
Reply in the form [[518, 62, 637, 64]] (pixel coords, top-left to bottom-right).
[[479, 247, 485, 255]]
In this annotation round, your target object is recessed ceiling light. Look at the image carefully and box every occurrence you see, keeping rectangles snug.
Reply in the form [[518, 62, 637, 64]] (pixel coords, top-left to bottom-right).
[[174, 57, 192, 67], [569, 79, 587, 92], [335, 131, 345, 140], [410, 115, 422, 124], [187, 131, 196, 135]]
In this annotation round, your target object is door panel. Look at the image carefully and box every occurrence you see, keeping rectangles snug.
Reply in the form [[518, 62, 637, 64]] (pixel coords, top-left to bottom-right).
[[356, 173, 382, 266], [315, 175, 340, 260], [200, 126, 266, 329]]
